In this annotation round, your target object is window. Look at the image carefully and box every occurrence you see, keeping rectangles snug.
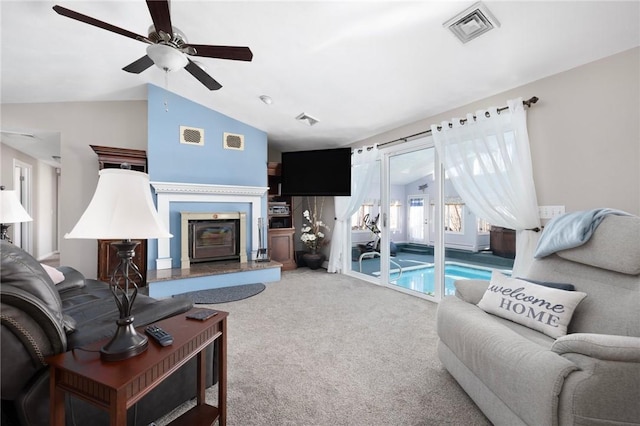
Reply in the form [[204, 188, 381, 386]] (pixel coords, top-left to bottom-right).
[[351, 203, 375, 230], [389, 201, 401, 232], [477, 218, 491, 233], [444, 203, 464, 233]]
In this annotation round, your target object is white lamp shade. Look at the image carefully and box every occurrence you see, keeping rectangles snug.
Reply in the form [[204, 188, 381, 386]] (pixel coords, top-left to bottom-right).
[[0, 190, 33, 223], [65, 169, 172, 240]]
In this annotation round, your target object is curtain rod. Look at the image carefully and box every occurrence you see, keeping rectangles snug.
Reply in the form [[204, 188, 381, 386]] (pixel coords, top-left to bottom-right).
[[356, 96, 539, 152]]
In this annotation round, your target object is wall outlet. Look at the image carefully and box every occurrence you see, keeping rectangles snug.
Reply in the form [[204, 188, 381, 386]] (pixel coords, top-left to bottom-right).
[[538, 205, 565, 219]]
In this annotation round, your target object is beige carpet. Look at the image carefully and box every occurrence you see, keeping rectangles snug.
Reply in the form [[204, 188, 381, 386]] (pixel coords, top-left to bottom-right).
[[156, 268, 490, 425]]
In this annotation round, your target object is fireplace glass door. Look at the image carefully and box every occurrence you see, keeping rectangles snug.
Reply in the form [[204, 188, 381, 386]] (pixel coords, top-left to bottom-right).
[[190, 220, 239, 262]]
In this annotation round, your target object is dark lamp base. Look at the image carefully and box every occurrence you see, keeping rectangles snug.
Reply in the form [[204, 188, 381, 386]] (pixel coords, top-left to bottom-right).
[[100, 316, 148, 362]]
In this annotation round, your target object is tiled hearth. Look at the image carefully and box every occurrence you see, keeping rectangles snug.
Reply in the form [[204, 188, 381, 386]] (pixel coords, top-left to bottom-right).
[[146, 259, 281, 283]]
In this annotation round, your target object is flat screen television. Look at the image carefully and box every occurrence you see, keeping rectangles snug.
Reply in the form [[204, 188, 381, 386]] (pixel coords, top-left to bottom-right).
[[281, 148, 351, 196]]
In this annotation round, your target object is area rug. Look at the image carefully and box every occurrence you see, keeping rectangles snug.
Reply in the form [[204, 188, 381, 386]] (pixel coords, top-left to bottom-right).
[[176, 283, 266, 304]]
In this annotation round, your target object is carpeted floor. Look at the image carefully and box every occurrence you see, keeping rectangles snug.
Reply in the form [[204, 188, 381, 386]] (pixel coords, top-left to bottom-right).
[[156, 269, 490, 425]]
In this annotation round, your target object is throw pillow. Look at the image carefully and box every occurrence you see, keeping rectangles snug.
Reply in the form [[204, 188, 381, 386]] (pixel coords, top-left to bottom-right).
[[517, 277, 576, 291], [477, 271, 587, 338], [41, 263, 65, 285]]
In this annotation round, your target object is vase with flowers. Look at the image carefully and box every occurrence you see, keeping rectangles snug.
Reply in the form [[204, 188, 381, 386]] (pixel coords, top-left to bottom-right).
[[300, 197, 330, 269]]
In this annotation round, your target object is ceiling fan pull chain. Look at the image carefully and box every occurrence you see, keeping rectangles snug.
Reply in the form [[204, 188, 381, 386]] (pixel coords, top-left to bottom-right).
[[164, 70, 169, 112]]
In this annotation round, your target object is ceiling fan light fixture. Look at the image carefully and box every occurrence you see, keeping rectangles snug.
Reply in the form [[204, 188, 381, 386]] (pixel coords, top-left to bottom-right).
[[146, 43, 188, 72]]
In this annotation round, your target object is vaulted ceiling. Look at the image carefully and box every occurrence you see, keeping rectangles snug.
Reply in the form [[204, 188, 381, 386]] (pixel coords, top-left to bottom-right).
[[2, 1, 639, 156]]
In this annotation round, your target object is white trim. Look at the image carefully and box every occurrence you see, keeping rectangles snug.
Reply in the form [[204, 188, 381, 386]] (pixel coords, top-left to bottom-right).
[[151, 182, 268, 269]]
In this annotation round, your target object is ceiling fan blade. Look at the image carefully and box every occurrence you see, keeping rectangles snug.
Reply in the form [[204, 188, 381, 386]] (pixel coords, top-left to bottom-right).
[[184, 59, 222, 91], [123, 55, 154, 74], [184, 45, 253, 62], [146, 0, 173, 38], [52, 5, 149, 43]]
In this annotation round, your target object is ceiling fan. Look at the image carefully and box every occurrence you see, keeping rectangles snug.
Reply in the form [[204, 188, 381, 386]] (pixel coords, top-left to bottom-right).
[[53, 1, 253, 90]]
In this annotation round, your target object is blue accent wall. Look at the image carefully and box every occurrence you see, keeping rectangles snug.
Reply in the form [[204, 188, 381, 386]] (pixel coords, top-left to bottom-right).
[[146, 85, 271, 291], [147, 84, 267, 187]]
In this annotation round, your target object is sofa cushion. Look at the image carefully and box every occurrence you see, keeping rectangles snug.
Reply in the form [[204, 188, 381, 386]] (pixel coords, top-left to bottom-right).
[[477, 271, 587, 338], [437, 296, 578, 426], [455, 279, 489, 304], [63, 280, 193, 349], [556, 214, 640, 275]]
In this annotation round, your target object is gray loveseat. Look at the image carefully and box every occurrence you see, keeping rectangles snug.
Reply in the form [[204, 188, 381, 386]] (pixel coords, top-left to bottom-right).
[[436, 214, 640, 425]]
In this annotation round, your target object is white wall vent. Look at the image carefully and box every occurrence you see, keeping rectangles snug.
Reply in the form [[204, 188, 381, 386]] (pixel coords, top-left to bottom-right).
[[443, 2, 500, 44], [180, 126, 204, 146], [223, 132, 245, 150]]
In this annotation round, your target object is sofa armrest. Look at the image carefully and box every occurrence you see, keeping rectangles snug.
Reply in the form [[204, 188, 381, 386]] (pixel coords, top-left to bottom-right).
[[454, 279, 489, 304], [54, 266, 86, 292], [551, 333, 640, 362]]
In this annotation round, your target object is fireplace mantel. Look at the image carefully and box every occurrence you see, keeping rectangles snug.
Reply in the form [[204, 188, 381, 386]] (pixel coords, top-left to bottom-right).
[[151, 182, 268, 197], [151, 181, 269, 270]]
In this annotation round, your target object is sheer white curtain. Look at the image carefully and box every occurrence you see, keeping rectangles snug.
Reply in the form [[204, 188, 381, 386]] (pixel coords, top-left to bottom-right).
[[328, 145, 380, 273], [431, 97, 540, 276]]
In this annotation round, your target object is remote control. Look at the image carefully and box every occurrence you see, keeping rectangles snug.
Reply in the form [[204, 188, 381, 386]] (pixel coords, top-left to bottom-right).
[[145, 325, 173, 347]]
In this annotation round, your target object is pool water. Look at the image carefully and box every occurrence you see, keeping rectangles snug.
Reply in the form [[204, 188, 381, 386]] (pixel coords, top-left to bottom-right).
[[391, 263, 494, 295]]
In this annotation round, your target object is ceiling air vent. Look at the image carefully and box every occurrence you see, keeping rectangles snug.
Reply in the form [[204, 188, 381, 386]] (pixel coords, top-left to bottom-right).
[[224, 132, 245, 151], [444, 2, 500, 44], [296, 113, 319, 126], [180, 126, 204, 146]]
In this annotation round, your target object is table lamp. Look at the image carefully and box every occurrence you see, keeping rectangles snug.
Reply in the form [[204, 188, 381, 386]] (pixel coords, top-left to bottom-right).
[[65, 167, 172, 361], [0, 186, 33, 244]]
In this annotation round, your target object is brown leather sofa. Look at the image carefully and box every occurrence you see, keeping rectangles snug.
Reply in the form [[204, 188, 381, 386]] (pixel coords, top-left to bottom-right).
[[1, 240, 216, 425]]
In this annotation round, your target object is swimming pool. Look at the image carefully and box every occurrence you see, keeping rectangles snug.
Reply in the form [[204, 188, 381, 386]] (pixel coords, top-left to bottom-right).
[[391, 263, 497, 296]]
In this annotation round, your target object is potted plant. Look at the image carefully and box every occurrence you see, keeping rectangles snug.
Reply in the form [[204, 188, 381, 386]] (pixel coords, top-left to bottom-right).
[[300, 197, 330, 269]]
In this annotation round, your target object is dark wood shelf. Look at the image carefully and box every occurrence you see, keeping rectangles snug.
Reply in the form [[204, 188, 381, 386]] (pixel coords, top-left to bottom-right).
[[267, 162, 296, 270], [168, 403, 219, 426]]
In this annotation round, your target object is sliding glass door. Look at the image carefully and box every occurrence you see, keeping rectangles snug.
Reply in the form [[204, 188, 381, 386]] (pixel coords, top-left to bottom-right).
[[381, 142, 442, 299], [345, 135, 515, 301]]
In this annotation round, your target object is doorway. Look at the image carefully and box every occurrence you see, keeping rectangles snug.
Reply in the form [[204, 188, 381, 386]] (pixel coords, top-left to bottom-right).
[[407, 195, 429, 244], [13, 159, 32, 252]]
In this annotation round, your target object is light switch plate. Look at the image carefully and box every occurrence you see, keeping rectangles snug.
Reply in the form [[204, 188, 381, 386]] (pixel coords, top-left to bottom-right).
[[538, 205, 565, 219]]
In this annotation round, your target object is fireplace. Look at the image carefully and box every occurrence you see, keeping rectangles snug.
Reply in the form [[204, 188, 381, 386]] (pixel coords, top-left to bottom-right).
[[151, 182, 268, 270], [190, 219, 239, 262], [181, 212, 247, 268]]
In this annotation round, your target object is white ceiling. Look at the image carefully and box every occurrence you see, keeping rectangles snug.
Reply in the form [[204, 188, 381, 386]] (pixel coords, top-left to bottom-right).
[[1, 1, 639, 161]]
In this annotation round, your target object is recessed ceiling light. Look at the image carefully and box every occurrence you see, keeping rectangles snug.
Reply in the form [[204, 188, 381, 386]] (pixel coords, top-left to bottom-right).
[[443, 1, 500, 44], [259, 95, 273, 105], [295, 113, 319, 126]]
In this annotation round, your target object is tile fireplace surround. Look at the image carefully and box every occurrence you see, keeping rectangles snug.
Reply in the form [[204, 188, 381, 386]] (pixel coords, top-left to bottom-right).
[[151, 181, 268, 270]]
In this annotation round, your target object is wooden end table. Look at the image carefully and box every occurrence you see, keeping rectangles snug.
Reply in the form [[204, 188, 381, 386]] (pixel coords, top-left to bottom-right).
[[46, 309, 228, 426]]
